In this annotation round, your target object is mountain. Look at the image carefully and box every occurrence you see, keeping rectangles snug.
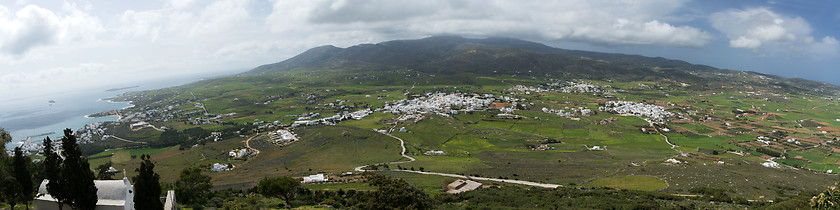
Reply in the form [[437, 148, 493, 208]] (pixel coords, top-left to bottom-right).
[[245, 36, 839, 94]]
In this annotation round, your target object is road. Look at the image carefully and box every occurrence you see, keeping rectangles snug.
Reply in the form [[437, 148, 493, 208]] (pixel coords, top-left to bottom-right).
[[244, 134, 261, 155], [355, 129, 562, 189], [103, 135, 147, 144], [647, 119, 677, 151]]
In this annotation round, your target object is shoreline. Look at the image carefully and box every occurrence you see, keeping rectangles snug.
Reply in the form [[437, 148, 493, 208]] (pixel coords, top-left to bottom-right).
[[85, 99, 134, 120], [6, 99, 133, 150]]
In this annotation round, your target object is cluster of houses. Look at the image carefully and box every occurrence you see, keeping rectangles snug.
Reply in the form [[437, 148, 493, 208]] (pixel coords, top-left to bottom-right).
[[211, 163, 234, 172], [541, 106, 593, 117], [530, 144, 554, 151], [506, 80, 617, 95], [382, 93, 495, 115], [270, 129, 298, 144], [291, 109, 373, 127], [762, 160, 780, 168], [600, 101, 674, 121], [228, 148, 255, 159], [507, 85, 551, 94], [293, 112, 321, 121], [15, 136, 50, 156], [550, 81, 616, 94], [76, 122, 108, 143]]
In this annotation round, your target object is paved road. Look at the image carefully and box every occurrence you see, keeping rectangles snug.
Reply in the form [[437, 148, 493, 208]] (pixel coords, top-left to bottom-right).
[[355, 129, 562, 189], [103, 135, 147, 144], [394, 170, 562, 188]]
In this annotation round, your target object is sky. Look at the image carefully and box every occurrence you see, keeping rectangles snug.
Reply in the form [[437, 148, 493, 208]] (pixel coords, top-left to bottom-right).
[[0, 0, 839, 99]]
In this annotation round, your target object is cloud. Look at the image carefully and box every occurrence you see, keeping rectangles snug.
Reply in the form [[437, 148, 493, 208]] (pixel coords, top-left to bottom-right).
[[117, 0, 250, 41], [0, 62, 106, 91], [189, 0, 250, 37], [0, 3, 103, 56], [809, 36, 839, 58], [710, 8, 811, 49], [266, 0, 712, 47], [117, 10, 164, 41]]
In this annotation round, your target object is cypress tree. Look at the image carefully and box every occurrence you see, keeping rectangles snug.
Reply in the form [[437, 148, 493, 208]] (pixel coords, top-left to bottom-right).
[[0, 175, 21, 209], [12, 147, 34, 209], [133, 154, 163, 210], [59, 128, 98, 210], [44, 136, 67, 210]]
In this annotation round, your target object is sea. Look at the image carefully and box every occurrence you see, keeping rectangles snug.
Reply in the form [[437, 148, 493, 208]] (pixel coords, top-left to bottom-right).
[[1, 71, 242, 150]]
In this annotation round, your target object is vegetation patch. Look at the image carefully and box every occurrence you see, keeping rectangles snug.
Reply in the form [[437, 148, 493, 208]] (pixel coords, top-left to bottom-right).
[[584, 176, 668, 191]]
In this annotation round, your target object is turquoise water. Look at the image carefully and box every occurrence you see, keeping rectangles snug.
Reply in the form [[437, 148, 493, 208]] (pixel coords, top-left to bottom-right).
[[1, 71, 242, 150]]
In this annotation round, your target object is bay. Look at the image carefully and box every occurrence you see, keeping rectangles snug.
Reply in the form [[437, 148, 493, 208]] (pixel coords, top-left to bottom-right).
[[1, 71, 242, 150]]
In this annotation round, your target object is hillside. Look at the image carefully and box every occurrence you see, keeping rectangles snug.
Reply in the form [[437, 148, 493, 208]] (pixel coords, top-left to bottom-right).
[[246, 36, 839, 94], [71, 36, 840, 208]]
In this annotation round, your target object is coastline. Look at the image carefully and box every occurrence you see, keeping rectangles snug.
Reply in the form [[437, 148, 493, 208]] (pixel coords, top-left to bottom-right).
[[5, 98, 132, 150], [4, 70, 241, 150], [85, 99, 133, 120]]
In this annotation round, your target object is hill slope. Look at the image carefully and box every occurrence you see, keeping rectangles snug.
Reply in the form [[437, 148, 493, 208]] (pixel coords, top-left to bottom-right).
[[244, 36, 839, 94]]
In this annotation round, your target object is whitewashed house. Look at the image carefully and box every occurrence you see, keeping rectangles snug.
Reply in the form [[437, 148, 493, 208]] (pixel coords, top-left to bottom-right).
[[35, 177, 135, 210], [303, 174, 328, 183]]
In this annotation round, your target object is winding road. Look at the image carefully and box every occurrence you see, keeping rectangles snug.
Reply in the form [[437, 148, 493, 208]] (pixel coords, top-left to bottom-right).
[[244, 134, 261, 155], [354, 129, 562, 189], [647, 120, 678, 151]]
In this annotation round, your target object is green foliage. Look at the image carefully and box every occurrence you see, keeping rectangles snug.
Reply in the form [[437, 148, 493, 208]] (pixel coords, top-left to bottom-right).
[[0, 128, 10, 146], [43, 136, 65, 209], [0, 146, 33, 209], [584, 176, 668, 191], [0, 173, 22, 209], [157, 127, 213, 150], [59, 128, 99, 210], [756, 147, 784, 157], [257, 176, 300, 207], [12, 147, 33, 207], [362, 174, 433, 209], [95, 162, 115, 180], [811, 182, 840, 209], [133, 154, 163, 210], [176, 166, 212, 205]]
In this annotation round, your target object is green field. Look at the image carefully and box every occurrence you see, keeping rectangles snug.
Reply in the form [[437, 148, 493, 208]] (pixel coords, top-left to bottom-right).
[[70, 57, 839, 203]]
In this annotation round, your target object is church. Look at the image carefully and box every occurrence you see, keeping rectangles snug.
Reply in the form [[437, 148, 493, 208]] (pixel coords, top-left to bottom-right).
[[33, 175, 176, 210]]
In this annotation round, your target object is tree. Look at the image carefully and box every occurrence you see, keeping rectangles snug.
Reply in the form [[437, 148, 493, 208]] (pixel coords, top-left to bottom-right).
[[175, 166, 212, 205], [0, 128, 10, 147], [364, 174, 432, 209], [43, 136, 67, 210], [59, 128, 98, 210], [133, 154, 163, 210], [12, 147, 34, 209], [0, 175, 21, 209], [257, 176, 300, 207], [95, 162, 115, 180], [812, 182, 840, 209]]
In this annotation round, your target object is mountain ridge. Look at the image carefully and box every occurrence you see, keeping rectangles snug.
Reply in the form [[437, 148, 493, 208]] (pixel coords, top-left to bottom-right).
[[243, 36, 839, 94]]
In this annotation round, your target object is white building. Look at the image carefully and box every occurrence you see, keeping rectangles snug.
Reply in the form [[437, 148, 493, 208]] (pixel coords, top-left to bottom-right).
[[446, 179, 483, 194], [424, 150, 445, 155], [35, 177, 137, 210], [762, 161, 780, 168], [212, 163, 233, 172], [303, 174, 328, 183]]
